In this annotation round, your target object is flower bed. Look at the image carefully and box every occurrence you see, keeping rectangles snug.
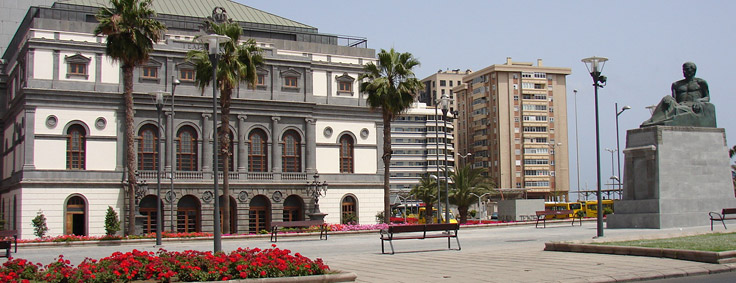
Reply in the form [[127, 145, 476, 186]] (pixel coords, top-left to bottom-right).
[[0, 245, 329, 282]]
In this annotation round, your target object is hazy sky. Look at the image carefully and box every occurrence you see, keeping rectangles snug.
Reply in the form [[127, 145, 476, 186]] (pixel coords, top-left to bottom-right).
[[237, 0, 736, 196]]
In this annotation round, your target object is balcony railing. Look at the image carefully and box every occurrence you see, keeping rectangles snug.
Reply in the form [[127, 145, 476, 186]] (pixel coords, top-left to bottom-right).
[[137, 171, 308, 182]]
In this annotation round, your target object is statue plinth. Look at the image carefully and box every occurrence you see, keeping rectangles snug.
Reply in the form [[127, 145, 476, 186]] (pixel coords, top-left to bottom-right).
[[607, 126, 736, 229]]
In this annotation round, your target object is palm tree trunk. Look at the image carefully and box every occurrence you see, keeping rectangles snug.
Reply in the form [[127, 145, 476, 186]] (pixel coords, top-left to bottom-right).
[[382, 116, 392, 224], [123, 65, 137, 236], [425, 204, 434, 224], [220, 88, 232, 234], [459, 205, 469, 224]]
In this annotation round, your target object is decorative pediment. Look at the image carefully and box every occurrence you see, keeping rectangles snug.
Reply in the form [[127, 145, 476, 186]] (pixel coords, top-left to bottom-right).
[[142, 58, 163, 67], [176, 61, 195, 69], [279, 68, 301, 77], [64, 53, 90, 64], [256, 66, 269, 75], [335, 73, 355, 82]]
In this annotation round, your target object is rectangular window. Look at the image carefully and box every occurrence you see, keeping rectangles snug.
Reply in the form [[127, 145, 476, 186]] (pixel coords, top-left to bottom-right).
[[285, 77, 298, 88], [179, 69, 194, 81], [142, 67, 158, 79], [339, 81, 352, 92], [69, 63, 87, 76], [440, 80, 446, 86], [257, 74, 266, 86]]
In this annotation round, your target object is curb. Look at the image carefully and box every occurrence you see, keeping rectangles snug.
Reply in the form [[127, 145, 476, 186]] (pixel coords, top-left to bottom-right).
[[199, 272, 357, 283], [544, 242, 736, 264]]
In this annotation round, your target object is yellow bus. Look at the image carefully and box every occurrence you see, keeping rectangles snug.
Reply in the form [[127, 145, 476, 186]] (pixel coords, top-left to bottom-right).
[[544, 202, 582, 219], [579, 200, 614, 218], [409, 207, 458, 224]]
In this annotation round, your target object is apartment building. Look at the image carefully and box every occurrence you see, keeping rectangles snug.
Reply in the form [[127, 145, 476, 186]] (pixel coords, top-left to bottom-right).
[[456, 58, 571, 201]]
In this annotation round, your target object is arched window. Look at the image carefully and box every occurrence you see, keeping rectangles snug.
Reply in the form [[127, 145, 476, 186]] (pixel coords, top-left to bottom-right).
[[282, 195, 304, 222], [177, 195, 201, 233], [138, 124, 159, 171], [177, 126, 198, 171], [282, 130, 301, 172], [249, 129, 268, 172], [341, 195, 357, 224], [66, 125, 86, 170], [65, 195, 87, 236], [218, 128, 235, 172], [340, 135, 354, 173]]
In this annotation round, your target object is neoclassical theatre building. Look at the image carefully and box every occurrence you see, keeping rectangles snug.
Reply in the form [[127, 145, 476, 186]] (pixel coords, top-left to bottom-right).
[[0, 0, 385, 239]]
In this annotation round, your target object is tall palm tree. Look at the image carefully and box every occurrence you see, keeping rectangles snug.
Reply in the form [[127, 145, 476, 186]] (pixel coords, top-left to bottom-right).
[[95, 0, 165, 235], [449, 165, 495, 223], [188, 20, 263, 234], [410, 174, 438, 224], [360, 48, 422, 223]]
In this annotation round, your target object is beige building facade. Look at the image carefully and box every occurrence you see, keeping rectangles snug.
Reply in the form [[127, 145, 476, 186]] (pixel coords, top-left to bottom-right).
[[456, 58, 571, 201]]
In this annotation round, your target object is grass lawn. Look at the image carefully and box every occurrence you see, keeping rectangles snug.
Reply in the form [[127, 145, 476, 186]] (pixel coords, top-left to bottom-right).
[[597, 232, 736, 252]]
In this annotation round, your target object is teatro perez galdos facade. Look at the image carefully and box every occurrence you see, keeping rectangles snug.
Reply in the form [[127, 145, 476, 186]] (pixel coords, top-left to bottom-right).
[[0, 0, 384, 239]]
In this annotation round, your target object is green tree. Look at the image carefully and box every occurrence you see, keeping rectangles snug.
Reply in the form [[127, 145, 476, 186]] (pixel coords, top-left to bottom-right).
[[360, 48, 422, 223], [410, 174, 438, 224], [188, 20, 263, 234], [94, 0, 165, 236], [104, 206, 121, 236], [32, 210, 48, 238], [449, 165, 495, 223]]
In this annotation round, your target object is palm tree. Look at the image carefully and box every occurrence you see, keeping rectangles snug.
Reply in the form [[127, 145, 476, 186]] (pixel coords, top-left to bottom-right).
[[188, 20, 263, 234], [360, 48, 422, 223], [410, 175, 438, 224], [449, 165, 495, 223], [95, 0, 165, 235]]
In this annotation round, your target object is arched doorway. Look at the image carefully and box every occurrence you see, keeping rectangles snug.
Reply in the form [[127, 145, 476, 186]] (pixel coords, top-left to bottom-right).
[[177, 195, 201, 233], [282, 195, 304, 222], [139, 195, 162, 234], [218, 195, 237, 234], [249, 195, 271, 234], [65, 195, 87, 236], [341, 195, 358, 224]]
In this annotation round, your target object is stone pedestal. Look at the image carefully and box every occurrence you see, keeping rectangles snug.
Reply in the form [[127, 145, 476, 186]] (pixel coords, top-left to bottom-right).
[[607, 126, 736, 229]]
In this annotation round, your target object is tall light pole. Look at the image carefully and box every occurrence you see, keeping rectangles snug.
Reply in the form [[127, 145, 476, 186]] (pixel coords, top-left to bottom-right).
[[615, 103, 631, 193], [605, 148, 616, 178], [440, 93, 451, 224], [149, 91, 167, 246], [548, 142, 562, 202], [434, 99, 441, 223], [200, 33, 230, 252], [469, 192, 491, 220], [169, 78, 180, 232], [582, 56, 608, 238], [458, 152, 472, 168], [573, 89, 581, 202]]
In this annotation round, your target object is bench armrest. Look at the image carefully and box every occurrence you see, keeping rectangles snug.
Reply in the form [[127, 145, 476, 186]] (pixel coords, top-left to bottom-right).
[[709, 211, 724, 220]]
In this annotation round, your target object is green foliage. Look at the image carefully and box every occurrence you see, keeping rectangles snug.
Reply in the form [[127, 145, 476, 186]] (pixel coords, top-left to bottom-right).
[[603, 207, 614, 216], [94, 0, 166, 67], [375, 211, 385, 223], [32, 210, 48, 238], [410, 174, 438, 223], [104, 206, 121, 236], [469, 210, 477, 219], [575, 210, 586, 218], [342, 213, 357, 224], [449, 165, 496, 223], [597, 232, 736, 252]]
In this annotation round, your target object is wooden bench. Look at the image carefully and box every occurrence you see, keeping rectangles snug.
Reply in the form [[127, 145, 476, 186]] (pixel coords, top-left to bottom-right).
[[379, 223, 461, 255], [0, 230, 18, 258], [270, 220, 327, 242], [709, 208, 736, 231], [535, 210, 582, 228]]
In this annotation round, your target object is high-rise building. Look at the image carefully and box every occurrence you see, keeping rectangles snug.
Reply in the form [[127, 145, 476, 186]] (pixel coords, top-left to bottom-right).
[[0, 0, 384, 238], [419, 69, 472, 157], [456, 58, 571, 201], [389, 102, 453, 196]]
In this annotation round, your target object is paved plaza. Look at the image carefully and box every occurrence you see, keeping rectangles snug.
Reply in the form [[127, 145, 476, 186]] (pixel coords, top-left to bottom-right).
[[5, 221, 736, 282]]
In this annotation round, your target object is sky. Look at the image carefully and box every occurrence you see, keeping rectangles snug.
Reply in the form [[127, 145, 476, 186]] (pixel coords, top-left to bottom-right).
[[237, 0, 736, 197]]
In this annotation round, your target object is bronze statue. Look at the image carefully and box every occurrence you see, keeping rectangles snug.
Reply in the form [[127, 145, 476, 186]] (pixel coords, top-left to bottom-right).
[[641, 62, 716, 127]]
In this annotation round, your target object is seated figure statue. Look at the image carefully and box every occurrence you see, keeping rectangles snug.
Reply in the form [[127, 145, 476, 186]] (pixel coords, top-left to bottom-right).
[[641, 62, 716, 127]]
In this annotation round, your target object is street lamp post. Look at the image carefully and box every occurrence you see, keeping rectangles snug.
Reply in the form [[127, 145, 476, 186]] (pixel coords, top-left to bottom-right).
[[547, 142, 562, 202], [605, 148, 616, 178], [440, 93, 451, 224], [169, 78, 180, 232], [615, 103, 631, 193], [573, 89, 581, 201], [458, 152, 472, 168], [582, 56, 608, 238], [200, 33, 231, 252], [434, 99, 441, 223], [305, 173, 328, 219], [469, 192, 491, 220], [149, 91, 167, 246]]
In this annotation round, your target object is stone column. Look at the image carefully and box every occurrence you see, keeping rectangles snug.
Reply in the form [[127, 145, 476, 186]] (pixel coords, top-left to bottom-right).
[[237, 115, 248, 172], [305, 118, 316, 173], [202, 114, 212, 171], [271, 116, 282, 173]]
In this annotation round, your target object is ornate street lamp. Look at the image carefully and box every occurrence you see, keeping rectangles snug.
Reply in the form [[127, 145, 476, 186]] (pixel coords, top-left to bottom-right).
[[440, 93, 451, 224], [149, 91, 168, 246], [305, 173, 328, 220], [615, 103, 630, 194], [581, 56, 608, 238], [199, 31, 231, 253]]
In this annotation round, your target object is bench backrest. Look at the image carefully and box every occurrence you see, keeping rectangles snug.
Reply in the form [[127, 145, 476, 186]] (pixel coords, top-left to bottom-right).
[[425, 223, 459, 231], [0, 230, 17, 238], [537, 210, 574, 216], [388, 225, 426, 233], [273, 220, 323, 228], [723, 208, 736, 215]]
